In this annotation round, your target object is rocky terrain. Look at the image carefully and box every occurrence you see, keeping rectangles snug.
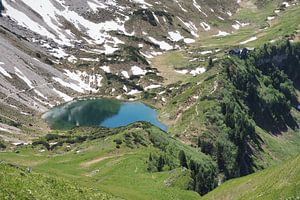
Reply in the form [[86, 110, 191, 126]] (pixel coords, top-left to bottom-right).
[[0, 0, 249, 141]]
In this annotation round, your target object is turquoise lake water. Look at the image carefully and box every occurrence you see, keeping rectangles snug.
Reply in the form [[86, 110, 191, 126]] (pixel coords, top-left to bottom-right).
[[42, 99, 168, 131]]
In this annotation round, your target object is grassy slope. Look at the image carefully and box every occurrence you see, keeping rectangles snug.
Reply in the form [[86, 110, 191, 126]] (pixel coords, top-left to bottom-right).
[[203, 155, 300, 200], [0, 162, 119, 200], [193, 1, 300, 48], [0, 124, 208, 200]]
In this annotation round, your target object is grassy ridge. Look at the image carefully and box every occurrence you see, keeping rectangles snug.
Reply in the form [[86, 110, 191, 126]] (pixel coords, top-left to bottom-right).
[[0, 123, 210, 200], [203, 155, 300, 200]]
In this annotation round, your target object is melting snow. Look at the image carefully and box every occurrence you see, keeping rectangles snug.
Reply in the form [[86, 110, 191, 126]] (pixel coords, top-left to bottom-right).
[[4, 0, 130, 54], [200, 50, 212, 55], [200, 22, 211, 31], [184, 38, 195, 44], [100, 66, 111, 73], [145, 85, 161, 90], [53, 70, 102, 93], [282, 2, 290, 7], [175, 0, 188, 13], [0, 66, 12, 78], [168, 31, 184, 42], [80, 58, 100, 62], [240, 36, 257, 44], [177, 17, 199, 38], [148, 37, 173, 50], [121, 71, 130, 79], [131, 0, 153, 7], [217, 16, 225, 21], [175, 69, 189, 74], [214, 31, 230, 37], [67, 55, 77, 63], [192, 0, 207, 17], [190, 67, 206, 76], [14, 67, 34, 89], [0, 127, 11, 133], [131, 66, 147, 76], [34, 89, 48, 100], [267, 16, 275, 21], [53, 88, 73, 102], [127, 89, 142, 95], [123, 85, 128, 92], [232, 21, 249, 30]]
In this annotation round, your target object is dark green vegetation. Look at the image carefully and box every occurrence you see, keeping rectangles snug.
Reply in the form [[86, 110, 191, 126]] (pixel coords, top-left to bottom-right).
[[158, 39, 300, 197], [193, 40, 300, 181]]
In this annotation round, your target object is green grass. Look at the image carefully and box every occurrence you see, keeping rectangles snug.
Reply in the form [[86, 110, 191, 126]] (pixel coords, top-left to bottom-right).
[[193, 3, 300, 48], [0, 161, 119, 200], [254, 109, 300, 168], [202, 155, 300, 200], [0, 124, 209, 200]]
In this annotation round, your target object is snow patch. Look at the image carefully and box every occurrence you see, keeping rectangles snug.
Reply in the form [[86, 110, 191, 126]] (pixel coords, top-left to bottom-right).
[[53, 88, 73, 102], [168, 31, 184, 42], [127, 89, 142, 95], [175, 69, 189, 74], [14, 67, 34, 89], [145, 85, 161, 90], [184, 38, 195, 44], [214, 31, 230, 37], [148, 37, 173, 50], [121, 71, 130, 79], [190, 67, 206, 76], [200, 50, 212, 55], [0, 66, 12, 78], [131, 66, 147, 76], [240, 36, 257, 44], [200, 22, 211, 31], [100, 66, 111, 73]]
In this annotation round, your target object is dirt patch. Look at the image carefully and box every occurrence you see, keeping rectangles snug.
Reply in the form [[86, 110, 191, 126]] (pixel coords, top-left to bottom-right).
[[80, 152, 134, 168]]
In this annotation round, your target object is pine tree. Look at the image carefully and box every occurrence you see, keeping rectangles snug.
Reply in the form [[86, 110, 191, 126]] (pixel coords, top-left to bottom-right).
[[178, 150, 188, 168], [157, 155, 164, 172]]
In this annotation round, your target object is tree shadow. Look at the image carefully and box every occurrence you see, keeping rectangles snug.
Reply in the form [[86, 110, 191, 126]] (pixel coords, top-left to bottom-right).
[[254, 111, 299, 136]]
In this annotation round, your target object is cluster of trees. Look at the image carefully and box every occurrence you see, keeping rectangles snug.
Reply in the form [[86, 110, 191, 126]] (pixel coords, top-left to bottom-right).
[[147, 153, 175, 172], [178, 150, 218, 195], [146, 150, 218, 196], [145, 40, 300, 196], [226, 41, 298, 130], [198, 40, 300, 181]]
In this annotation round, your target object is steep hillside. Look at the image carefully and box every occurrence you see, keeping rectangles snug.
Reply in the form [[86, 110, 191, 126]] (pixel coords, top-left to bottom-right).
[[203, 155, 300, 200], [160, 39, 300, 183]]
